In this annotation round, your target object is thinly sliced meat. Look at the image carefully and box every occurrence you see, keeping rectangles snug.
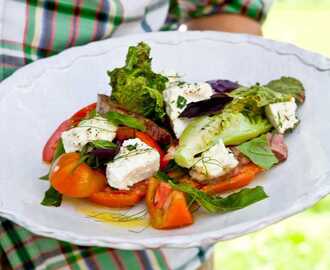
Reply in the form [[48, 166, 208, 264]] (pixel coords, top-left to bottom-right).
[[97, 94, 130, 115], [266, 133, 288, 162], [97, 94, 173, 144]]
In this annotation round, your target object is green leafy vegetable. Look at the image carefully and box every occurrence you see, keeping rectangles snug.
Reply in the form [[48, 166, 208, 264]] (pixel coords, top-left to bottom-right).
[[174, 112, 271, 168], [108, 42, 168, 122], [39, 174, 50, 180], [39, 139, 65, 181], [219, 113, 272, 145], [226, 85, 291, 114], [266, 76, 305, 104], [156, 172, 268, 213], [106, 111, 145, 131], [40, 140, 66, 206], [176, 95, 187, 109], [79, 140, 119, 169], [237, 135, 279, 169], [89, 140, 117, 149], [53, 138, 65, 160], [41, 186, 62, 207]]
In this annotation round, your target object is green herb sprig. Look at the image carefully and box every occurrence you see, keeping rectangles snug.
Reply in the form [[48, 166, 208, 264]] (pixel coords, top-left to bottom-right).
[[156, 172, 268, 214], [106, 111, 145, 131]]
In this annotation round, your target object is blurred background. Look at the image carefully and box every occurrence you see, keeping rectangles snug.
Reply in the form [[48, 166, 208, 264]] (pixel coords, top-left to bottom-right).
[[214, 0, 330, 269]]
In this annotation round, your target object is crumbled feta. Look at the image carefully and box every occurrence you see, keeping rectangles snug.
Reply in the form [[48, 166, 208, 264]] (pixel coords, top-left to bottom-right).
[[189, 139, 238, 182], [265, 97, 299, 134], [163, 82, 213, 138], [61, 116, 117, 153], [106, 138, 160, 190]]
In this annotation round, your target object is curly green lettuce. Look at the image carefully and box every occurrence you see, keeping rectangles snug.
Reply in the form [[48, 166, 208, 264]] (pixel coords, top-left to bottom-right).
[[108, 42, 168, 122], [266, 76, 305, 104], [226, 84, 291, 114]]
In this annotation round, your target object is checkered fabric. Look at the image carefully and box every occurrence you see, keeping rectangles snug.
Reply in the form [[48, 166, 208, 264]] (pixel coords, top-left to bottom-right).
[[0, 1, 270, 269]]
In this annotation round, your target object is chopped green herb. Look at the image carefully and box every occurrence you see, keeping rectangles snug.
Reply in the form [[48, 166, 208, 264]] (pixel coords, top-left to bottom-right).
[[177, 95, 187, 109], [126, 144, 138, 151]]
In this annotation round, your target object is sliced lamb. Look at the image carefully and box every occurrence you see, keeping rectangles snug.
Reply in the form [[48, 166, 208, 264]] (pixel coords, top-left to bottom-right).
[[266, 133, 288, 162], [97, 94, 173, 144]]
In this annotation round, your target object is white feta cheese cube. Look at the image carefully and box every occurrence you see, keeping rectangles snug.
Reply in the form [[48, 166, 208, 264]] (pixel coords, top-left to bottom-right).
[[265, 97, 299, 134], [106, 138, 160, 190], [163, 82, 213, 138], [189, 139, 238, 182], [61, 116, 117, 153]]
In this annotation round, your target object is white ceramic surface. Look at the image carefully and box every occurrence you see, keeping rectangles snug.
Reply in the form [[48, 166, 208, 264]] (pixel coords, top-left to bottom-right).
[[0, 31, 330, 250]]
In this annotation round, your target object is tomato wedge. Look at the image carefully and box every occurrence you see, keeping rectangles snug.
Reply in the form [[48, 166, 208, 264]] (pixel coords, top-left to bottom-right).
[[146, 177, 193, 229], [42, 103, 96, 163], [153, 182, 172, 209], [50, 153, 107, 198], [89, 181, 147, 208], [201, 164, 263, 195]]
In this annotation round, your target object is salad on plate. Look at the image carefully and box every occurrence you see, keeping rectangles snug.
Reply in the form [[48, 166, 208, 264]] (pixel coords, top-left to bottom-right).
[[40, 42, 305, 230]]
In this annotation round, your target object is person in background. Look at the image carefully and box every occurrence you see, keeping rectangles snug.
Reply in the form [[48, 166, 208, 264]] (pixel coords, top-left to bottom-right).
[[0, 1, 273, 269]]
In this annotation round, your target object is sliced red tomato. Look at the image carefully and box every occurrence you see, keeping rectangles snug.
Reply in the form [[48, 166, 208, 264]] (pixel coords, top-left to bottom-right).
[[146, 177, 193, 229], [42, 103, 96, 163], [153, 182, 172, 209], [89, 181, 147, 208], [50, 152, 107, 198], [201, 164, 263, 195], [71, 103, 97, 119]]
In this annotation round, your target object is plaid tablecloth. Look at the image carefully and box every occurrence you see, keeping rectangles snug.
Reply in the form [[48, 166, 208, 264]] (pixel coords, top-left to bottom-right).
[[0, 1, 270, 269]]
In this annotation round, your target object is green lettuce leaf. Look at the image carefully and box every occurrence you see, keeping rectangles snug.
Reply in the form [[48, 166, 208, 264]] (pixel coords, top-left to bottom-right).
[[106, 111, 145, 131], [226, 85, 291, 114], [108, 42, 168, 122], [266, 76, 305, 104], [174, 112, 272, 168], [237, 135, 278, 169], [156, 172, 268, 213], [219, 112, 272, 145]]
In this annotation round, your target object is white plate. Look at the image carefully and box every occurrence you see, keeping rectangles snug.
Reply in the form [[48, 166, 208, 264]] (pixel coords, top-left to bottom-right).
[[1, 31, 330, 250]]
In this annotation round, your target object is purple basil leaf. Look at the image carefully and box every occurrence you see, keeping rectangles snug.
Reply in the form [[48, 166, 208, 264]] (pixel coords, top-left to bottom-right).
[[90, 146, 120, 160], [179, 95, 233, 118], [207, 79, 240, 93]]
